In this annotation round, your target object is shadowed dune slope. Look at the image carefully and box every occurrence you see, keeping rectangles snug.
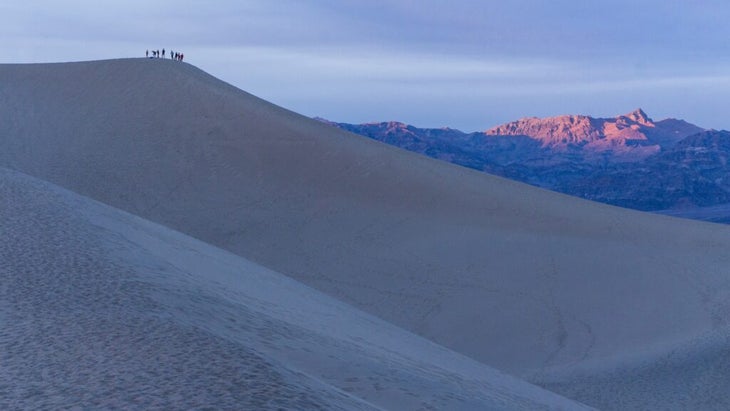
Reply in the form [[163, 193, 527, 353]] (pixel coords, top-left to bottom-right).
[[0, 167, 591, 410], [3, 59, 730, 408]]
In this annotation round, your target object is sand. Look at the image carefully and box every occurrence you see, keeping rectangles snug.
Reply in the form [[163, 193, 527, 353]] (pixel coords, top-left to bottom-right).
[[0, 167, 589, 410], [3, 58, 730, 408]]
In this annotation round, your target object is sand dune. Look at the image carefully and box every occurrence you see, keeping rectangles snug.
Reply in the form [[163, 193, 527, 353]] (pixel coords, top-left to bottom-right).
[[3, 59, 730, 408], [0, 167, 589, 410]]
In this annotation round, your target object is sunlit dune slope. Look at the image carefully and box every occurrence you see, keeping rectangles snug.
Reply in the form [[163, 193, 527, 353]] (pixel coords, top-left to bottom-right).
[[3, 59, 730, 409], [0, 167, 590, 410]]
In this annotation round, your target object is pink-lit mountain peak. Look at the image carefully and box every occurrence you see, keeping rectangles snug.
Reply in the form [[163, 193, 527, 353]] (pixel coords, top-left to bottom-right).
[[623, 108, 652, 125], [484, 109, 661, 147]]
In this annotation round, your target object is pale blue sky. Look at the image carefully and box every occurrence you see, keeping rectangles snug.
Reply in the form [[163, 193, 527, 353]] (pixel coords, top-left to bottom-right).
[[3, 1, 730, 131]]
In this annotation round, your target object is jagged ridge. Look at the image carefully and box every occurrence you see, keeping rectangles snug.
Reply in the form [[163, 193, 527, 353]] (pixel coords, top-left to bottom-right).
[[484, 108, 702, 157], [324, 110, 720, 212]]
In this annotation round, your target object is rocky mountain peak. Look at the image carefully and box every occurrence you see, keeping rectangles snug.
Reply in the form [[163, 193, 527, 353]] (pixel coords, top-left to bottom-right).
[[623, 108, 653, 126], [483, 109, 671, 152]]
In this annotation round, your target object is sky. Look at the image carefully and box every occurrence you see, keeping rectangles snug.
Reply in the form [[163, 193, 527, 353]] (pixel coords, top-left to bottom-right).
[[3, 0, 730, 131]]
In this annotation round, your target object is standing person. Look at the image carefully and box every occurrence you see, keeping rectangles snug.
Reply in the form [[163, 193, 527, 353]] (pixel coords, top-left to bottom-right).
[[162, 49, 165, 58], [180, 53, 184, 62], [146, 50, 149, 58]]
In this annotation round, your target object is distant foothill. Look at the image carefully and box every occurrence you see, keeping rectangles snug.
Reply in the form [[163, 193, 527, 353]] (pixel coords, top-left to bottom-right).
[[323, 110, 730, 222]]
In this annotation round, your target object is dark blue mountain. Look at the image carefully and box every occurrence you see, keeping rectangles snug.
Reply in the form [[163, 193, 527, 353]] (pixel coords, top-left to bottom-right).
[[318, 113, 730, 222]]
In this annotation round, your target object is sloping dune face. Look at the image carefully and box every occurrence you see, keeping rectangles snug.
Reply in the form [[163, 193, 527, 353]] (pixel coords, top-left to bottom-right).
[[0, 167, 590, 410], [3, 59, 730, 408]]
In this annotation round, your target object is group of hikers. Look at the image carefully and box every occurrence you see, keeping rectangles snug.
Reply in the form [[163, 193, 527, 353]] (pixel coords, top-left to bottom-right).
[[146, 48, 184, 62]]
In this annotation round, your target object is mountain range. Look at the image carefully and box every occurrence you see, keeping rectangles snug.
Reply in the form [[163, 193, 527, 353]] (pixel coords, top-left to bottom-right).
[[321, 110, 730, 221], [5, 59, 730, 409]]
